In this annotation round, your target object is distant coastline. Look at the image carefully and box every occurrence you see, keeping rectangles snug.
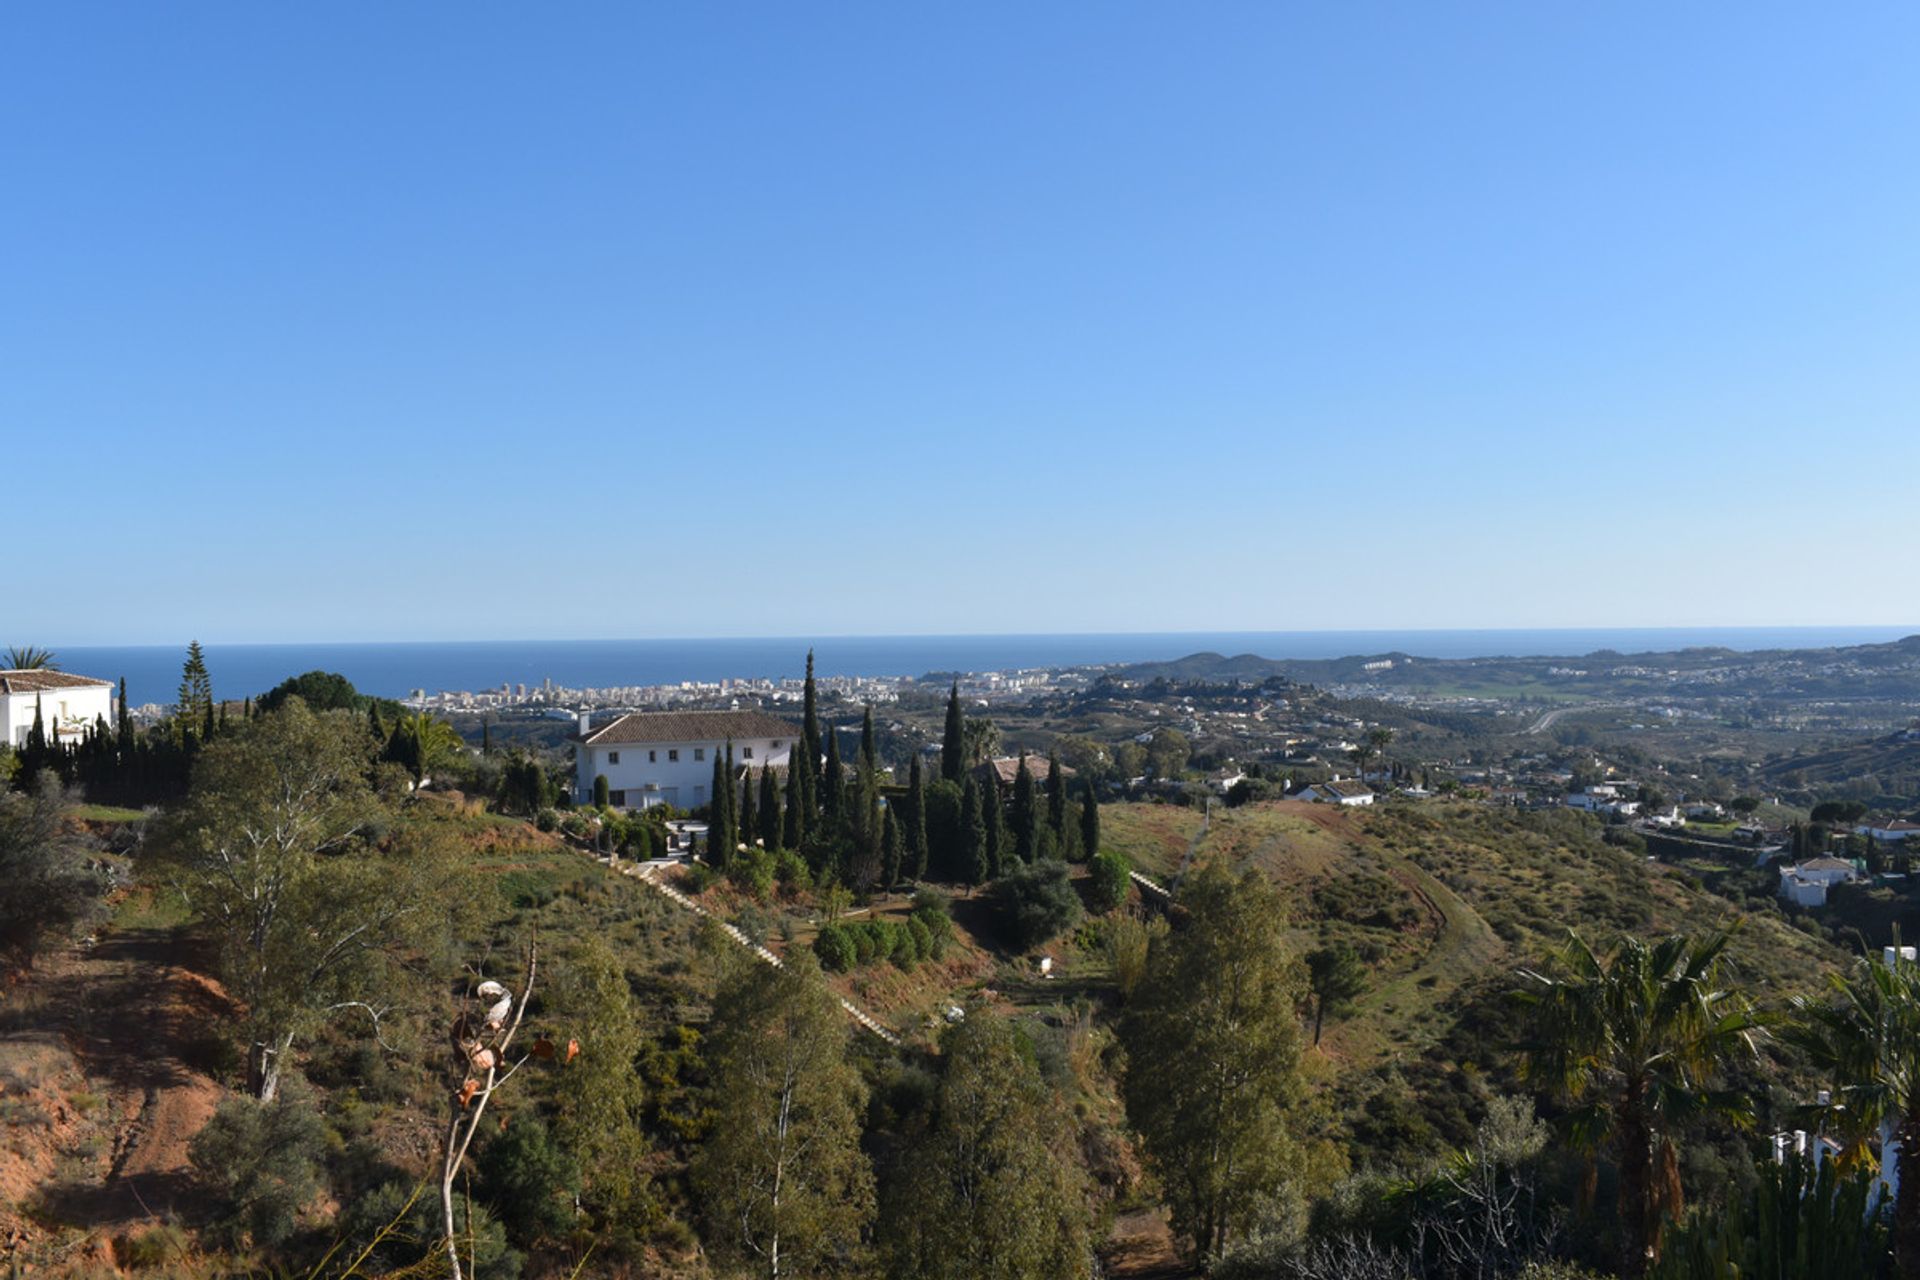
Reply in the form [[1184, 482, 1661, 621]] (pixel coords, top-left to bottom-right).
[[43, 627, 1920, 707]]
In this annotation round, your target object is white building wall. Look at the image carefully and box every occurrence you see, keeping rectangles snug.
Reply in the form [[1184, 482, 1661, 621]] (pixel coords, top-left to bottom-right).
[[579, 736, 794, 810], [1, 683, 116, 748]]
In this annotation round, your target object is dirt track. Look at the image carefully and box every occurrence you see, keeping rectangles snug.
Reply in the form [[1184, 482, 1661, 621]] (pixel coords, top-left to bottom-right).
[[0, 926, 229, 1268]]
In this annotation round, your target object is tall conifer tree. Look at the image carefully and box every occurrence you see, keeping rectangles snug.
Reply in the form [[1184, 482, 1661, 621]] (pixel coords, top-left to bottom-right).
[[1011, 755, 1039, 864], [802, 649, 822, 794], [1045, 750, 1068, 842], [905, 754, 929, 882], [759, 765, 782, 852], [784, 756, 805, 848], [860, 704, 876, 772], [822, 727, 843, 828], [960, 775, 987, 889], [981, 774, 1005, 880], [1080, 780, 1101, 863], [941, 682, 966, 784], [739, 767, 757, 850], [881, 805, 902, 892]]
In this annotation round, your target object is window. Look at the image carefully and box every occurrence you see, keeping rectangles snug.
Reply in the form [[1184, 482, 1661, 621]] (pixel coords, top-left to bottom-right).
[[668, 749, 679, 762], [742, 746, 753, 759], [608, 751, 620, 764], [694, 748, 705, 762], [609, 790, 626, 806], [772, 740, 783, 749], [649, 750, 657, 763]]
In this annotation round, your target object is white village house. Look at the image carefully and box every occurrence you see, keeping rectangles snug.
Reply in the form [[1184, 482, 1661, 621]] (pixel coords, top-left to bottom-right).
[[573, 709, 799, 810], [1777, 854, 1864, 909], [1293, 779, 1375, 807], [1857, 819, 1920, 844], [1, 669, 116, 748]]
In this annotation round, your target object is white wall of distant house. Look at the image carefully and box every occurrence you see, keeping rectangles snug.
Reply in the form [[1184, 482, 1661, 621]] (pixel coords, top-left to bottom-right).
[[577, 736, 794, 809], [1, 683, 115, 747]]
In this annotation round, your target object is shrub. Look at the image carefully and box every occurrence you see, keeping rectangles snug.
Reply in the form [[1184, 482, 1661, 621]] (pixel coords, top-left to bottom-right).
[[906, 916, 934, 964], [993, 859, 1083, 950], [910, 892, 953, 959], [728, 848, 775, 901], [775, 849, 811, 890], [477, 1116, 581, 1247], [187, 1093, 329, 1249], [1088, 849, 1131, 914], [533, 808, 559, 833], [814, 923, 856, 972]]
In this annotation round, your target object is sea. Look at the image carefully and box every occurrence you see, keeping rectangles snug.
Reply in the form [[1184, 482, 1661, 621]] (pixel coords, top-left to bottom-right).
[[44, 627, 1920, 708]]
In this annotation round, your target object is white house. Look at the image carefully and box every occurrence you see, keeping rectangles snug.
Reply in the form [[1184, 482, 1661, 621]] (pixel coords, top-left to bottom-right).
[[1294, 780, 1374, 807], [1777, 855, 1863, 908], [1, 669, 116, 748], [1857, 819, 1920, 843], [574, 709, 799, 810]]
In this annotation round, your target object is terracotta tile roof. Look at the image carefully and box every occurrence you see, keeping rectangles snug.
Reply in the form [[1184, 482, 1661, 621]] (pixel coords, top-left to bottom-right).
[[578, 710, 799, 746], [976, 756, 1076, 787], [0, 670, 112, 695]]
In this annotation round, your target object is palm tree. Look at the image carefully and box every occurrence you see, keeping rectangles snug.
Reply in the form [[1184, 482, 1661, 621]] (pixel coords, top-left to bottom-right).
[[1787, 955, 1920, 1278], [1366, 727, 1394, 780], [1514, 930, 1763, 1277], [3, 645, 57, 671]]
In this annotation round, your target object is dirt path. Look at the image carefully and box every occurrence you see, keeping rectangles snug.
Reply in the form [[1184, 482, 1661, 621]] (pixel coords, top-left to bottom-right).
[[0, 926, 229, 1264]]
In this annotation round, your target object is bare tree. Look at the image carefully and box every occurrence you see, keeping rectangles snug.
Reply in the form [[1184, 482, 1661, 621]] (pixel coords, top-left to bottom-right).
[[439, 946, 541, 1280]]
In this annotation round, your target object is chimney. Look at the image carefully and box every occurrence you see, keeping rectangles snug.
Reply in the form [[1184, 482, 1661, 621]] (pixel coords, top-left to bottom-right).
[[578, 710, 591, 736]]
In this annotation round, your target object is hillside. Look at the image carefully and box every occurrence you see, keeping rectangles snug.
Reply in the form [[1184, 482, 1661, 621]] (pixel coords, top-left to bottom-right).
[[1103, 798, 1847, 1162]]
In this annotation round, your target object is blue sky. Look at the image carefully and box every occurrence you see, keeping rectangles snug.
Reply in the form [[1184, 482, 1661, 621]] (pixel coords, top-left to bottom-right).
[[5, 4, 1917, 644]]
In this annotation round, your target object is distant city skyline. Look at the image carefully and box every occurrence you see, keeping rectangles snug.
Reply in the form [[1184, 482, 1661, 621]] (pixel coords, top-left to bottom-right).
[[7, 4, 1918, 642]]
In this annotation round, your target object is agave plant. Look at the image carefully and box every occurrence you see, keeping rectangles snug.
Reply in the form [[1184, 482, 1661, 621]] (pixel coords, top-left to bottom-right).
[[3, 645, 57, 671]]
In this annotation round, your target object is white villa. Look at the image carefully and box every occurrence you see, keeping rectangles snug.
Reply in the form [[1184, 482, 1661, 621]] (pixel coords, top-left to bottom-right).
[[1857, 819, 1920, 844], [573, 709, 799, 810], [1, 669, 116, 748], [1293, 779, 1375, 807], [1777, 855, 1863, 908]]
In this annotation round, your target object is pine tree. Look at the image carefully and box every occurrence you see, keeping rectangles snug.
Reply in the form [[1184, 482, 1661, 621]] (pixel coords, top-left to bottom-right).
[[960, 775, 987, 889], [176, 640, 213, 738], [1011, 755, 1039, 865], [941, 682, 966, 784], [759, 765, 781, 853], [1079, 780, 1101, 863], [905, 754, 929, 882]]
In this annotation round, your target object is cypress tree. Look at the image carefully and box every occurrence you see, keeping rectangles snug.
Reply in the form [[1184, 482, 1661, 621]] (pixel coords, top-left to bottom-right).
[[905, 754, 929, 882], [941, 682, 965, 784], [593, 773, 611, 808], [881, 805, 902, 892], [1080, 780, 1101, 862], [27, 696, 46, 754], [960, 775, 987, 889], [802, 649, 822, 794], [822, 727, 843, 828], [1045, 750, 1068, 842], [1011, 755, 1039, 865], [202, 698, 217, 744], [860, 704, 876, 772], [116, 678, 133, 755], [784, 756, 805, 849], [740, 767, 758, 850], [759, 765, 781, 852], [710, 748, 732, 868], [481, 716, 493, 755], [369, 700, 386, 742], [981, 773, 1005, 880]]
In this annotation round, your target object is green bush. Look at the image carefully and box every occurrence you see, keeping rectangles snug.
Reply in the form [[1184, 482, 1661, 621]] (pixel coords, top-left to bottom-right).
[[1088, 849, 1131, 913], [814, 923, 856, 971], [775, 849, 811, 890], [728, 848, 775, 901], [533, 808, 559, 833], [187, 1093, 329, 1249], [477, 1116, 581, 1248], [993, 859, 1083, 950], [907, 916, 934, 963]]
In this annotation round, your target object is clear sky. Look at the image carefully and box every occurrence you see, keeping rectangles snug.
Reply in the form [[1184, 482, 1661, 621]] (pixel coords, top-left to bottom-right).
[[6, 4, 1917, 644]]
